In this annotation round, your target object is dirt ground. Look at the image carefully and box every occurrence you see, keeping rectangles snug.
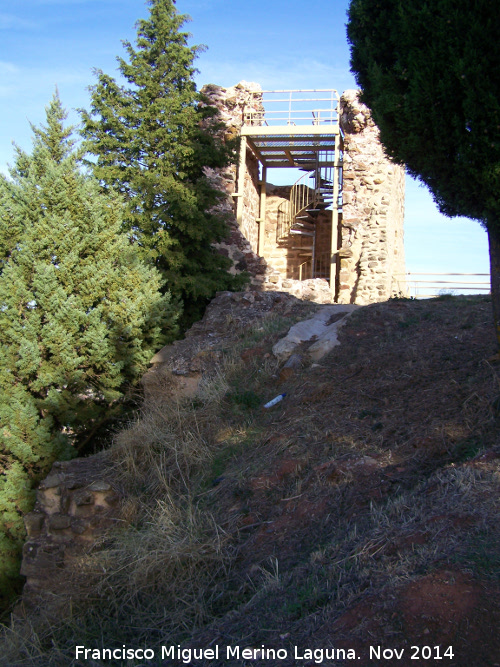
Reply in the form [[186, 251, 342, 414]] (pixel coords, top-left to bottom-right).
[[5, 294, 500, 667], [186, 295, 500, 666]]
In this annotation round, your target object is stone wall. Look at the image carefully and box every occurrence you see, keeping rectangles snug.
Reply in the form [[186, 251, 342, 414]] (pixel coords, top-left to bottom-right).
[[338, 90, 406, 304], [202, 83, 406, 304], [201, 82, 266, 286], [241, 149, 260, 253], [261, 185, 332, 284], [16, 291, 328, 613], [314, 211, 335, 279], [201, 82, 334, 295], [18, 453, 120, 614]]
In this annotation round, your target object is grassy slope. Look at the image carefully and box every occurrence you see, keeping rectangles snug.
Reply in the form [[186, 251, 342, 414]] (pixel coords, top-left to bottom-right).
[[3, 295, 500, 666]]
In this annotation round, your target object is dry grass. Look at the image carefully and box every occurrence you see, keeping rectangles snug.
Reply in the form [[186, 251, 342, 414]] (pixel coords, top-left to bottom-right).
[[0, 312, 293, 665], [2, 295, 500, 666]]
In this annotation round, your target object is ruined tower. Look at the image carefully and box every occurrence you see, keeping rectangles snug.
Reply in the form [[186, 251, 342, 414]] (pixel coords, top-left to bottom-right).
[[202, 82, 406, 304]]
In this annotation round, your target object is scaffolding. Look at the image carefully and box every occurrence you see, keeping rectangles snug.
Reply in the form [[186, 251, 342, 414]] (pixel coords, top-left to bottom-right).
[[235, 90, 343, 297]]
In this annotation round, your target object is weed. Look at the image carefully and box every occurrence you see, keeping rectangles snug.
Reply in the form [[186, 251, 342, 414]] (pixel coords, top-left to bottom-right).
[[209, 442, 245, 480], [457, 528, 500, 578], [390, 292, 415, 301], [226, 389, 262, 410], [398, 315, 420, 329], [357, 409, 381, 420], [452, 436, 484, 462], [282, 575, 330, 620]]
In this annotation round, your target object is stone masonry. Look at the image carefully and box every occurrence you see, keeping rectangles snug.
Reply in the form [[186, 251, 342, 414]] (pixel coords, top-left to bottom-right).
[[18, 453, 120, 614], [201, 82, 267, 286], [16, 291, 325, 613], [337, 90, 406, 304], [203, 83, 405, 305]]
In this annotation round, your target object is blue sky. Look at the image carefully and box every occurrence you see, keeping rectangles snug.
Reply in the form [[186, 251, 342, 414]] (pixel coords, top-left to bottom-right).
[[0, 0, 490, 278]]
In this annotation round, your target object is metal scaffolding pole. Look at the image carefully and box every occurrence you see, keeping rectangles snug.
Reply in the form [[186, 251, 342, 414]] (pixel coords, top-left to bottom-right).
[[330, 133, 342, 300], [258, 166, 267, 255], [236, 135, 247, 228]]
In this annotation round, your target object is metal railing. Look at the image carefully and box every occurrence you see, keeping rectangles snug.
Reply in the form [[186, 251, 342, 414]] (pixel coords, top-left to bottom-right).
[[297, 252, 331, 282], [244, 89, 340, 127], [277, 170, 317, 242], [276, 159, 340, 243], [400, 273, 490, 299], [314, 251, 332, 280], [298, 258, 312, 281]]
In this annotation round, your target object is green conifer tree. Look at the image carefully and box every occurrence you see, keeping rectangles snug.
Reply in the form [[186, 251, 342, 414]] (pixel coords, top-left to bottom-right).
[[347, 0, 500, 348], [80, 0, 245, 326], [0, 93, 177, 604]]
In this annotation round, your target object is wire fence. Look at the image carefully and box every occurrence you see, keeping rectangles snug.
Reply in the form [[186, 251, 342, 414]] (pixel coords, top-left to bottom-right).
[[401, 273, 490, 298]]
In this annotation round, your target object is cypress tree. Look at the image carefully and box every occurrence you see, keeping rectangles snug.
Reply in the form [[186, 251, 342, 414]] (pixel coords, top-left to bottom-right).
[[347, 0, 500, 348], [0, 93, 177, 604], [80, 0, 245, 327]]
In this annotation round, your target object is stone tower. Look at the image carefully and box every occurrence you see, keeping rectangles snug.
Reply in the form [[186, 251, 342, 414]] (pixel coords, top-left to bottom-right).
[[201, 82, 406, 304]]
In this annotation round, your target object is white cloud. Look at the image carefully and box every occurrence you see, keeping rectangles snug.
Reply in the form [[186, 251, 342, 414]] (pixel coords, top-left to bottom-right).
[[0, 61, 20, 74], [0, 62, 23, 99], [0, 61, 93, 172], [0, 13, 39, 30], [0, 61, 89, 100]]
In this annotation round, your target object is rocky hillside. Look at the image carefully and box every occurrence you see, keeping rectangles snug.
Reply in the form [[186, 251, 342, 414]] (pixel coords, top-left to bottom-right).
[[3, 292, 500, 666]]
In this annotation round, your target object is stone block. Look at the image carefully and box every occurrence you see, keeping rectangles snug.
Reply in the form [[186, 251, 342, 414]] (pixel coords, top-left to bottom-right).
[[338, 247, 354, 258], [40, 473, 65, 489], [48, 514, 71, 531], [88, 481, 112, 493], [20, 542, 65, 578], [71, 518, 90, 535], [24, 512, 44, 536], [36, 487, 61, 513], [73, 490, 94, 506]]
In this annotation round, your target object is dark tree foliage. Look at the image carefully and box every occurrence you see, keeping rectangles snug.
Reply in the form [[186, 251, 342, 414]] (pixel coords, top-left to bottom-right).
[[0, 93, 177, 604], [347, 0, 500, 345], [81, 0, 245, 326]]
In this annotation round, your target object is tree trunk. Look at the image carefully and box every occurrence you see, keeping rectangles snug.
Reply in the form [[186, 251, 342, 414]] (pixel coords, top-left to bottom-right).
[[487, 225, 500, 353]]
